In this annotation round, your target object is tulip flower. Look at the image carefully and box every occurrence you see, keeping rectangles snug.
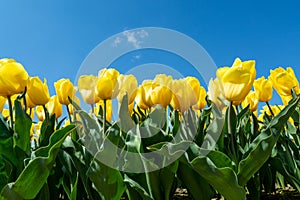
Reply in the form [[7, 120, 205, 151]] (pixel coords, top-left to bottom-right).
[[193, 86, 207, 110], [2, 109, 9, 119], [207, 78, 226, 109], [36, 106, 45, 121], [217, 58, 256, 105], [280, 95, 293, 106], [151, 85, 173, 108], [117, 74, 138, 104], [153, 74, 173, 87], [54, 78, 76, 105], [170, 79, 195, 112], [0, 58, 29, 97], [242, 91, 258, 112], [25, 94, 36, 109], [269, 67, 299, 96], [47, 95, 62, 119], [78, 75, 99, 104], [253, 76, 273, 102], [27, 77, 50, 105], [95, 68, 120, 100], [0, 96, 6, 112], [135, 86, 149, 110]]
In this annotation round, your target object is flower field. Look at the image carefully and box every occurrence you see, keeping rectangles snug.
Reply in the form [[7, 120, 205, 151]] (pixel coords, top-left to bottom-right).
[[0, 57, 299, 199]]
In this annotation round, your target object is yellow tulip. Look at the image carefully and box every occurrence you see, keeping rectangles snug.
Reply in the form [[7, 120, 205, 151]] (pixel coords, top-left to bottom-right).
[[27, 77, 50, 105], [217, 58, 256, 104], [95, 100, 113, 122], [95, 68, 120, 100], [36, 106, 45, 121], [280, 95, 293, 106], [153, 74, 173, 87], [35, 121, 43, 136], [151, 85, 173, 108], [135, 86, 149, 110], [68, 96, 80, 114], [117, 74, 138, 104], [54, 78, 76, 105], [2, 109, 10, 119], [253, 76, 273, 102], [170, 79, 195, 112], [269, 67, 299, 96], [25, 94, 36, 108], [207, 78, 226, 109], [78, 75, 99, 104], [0, 96, 6, 112], [193, 86, 207, 110], [241, 91, 258, 112], [0, 59, 29, 97], [47, 95, 62, 119]]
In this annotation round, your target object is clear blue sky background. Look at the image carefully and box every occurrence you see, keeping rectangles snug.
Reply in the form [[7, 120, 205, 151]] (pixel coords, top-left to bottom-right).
[[1, 0, 300, 107]]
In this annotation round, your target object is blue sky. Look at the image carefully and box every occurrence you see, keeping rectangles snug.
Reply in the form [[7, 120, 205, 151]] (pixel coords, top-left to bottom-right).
[[1, 0, 300, 107]]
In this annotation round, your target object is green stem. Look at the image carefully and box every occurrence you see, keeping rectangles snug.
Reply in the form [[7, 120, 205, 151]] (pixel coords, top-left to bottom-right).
[[103, 99, 107, 135], [23, 95, 27, 112], [66, 105, 72, 123], [165, 106, 169, 135], [91, 104, 95, 114], [7, 96, 14, 129], [228, 101, 237, 163], [43, 105, 49, 122], [266, 101, 274, 117]]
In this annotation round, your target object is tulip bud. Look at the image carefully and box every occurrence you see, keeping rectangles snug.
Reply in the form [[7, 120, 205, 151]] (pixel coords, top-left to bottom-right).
[[0, 58, 29, 97], [36, 106, 45, 121], [95, 68, 120, 100], [117, 74, 138, 104], [242, 91, 258, 112], [217, 58, 256, 105], [54, 78, 76, 105], [27, 77, 50, 105], [47, 95, 63, 119], [78, 75, 99, 104], [253, 76, 273, 102], [151, 85, 172, 108], [269, 67, 299, 96]]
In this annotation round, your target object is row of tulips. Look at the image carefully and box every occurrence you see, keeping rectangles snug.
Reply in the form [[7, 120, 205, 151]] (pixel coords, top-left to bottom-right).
[[1, 57, 298, 124], [0, 57, 299, 200]]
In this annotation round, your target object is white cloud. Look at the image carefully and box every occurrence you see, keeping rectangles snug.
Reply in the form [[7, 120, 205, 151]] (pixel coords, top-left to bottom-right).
[[113, 36, 121, 47], [122, 29, 149, 48]]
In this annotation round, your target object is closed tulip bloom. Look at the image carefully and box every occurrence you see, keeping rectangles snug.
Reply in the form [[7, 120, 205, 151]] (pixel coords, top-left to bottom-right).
[[253, 76, 273, 102], [269, 67, 299, 96], [0, 96, 6, 112], [96, 68, 120, 100], [151, 85, 173, 107], [27, 77, 50, 105], [36, 106, 45, 121], [0, 59, 29, 97], [217, 58, 256, 104], [242, 91, 258, 112], [25, 94, 36, 108], [78, 75, 99, 104], [135, 86, 149, 110], [185, 76, 202, 106], [153, 74, 173, 87], [47, 95, 62, 118], [54, 78, 76, 105], [117, 74, 138, 104], [207, 78, 226, 109], [170, 79, 194, 112], [193, 86, 207, 110]]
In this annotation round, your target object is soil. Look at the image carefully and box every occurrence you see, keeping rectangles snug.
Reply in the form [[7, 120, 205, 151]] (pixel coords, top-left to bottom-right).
[[172, 187, 300, 200]]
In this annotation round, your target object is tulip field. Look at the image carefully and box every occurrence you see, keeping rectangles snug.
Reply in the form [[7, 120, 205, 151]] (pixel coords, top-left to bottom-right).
[[0, 57, 300, 199]]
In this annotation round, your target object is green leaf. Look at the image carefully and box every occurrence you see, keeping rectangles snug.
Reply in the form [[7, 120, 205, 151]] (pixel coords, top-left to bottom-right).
[[86, 159, 125, 200], [39, 114, 56, 147], [118, 94, 134, 132], [237, 96, 300, 186], [0, 125, 75, 199], [191, 156, 246, 200], [13, 100, 32, 152]]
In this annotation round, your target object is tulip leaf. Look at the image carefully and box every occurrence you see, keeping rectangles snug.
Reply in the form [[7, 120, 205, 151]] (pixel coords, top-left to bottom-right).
[[118, 94, 134, 132], [0, 125, 75, 199], [190, 155, 246, 200], [13, 100, 32, 152], [237, 96, 300, 186]]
